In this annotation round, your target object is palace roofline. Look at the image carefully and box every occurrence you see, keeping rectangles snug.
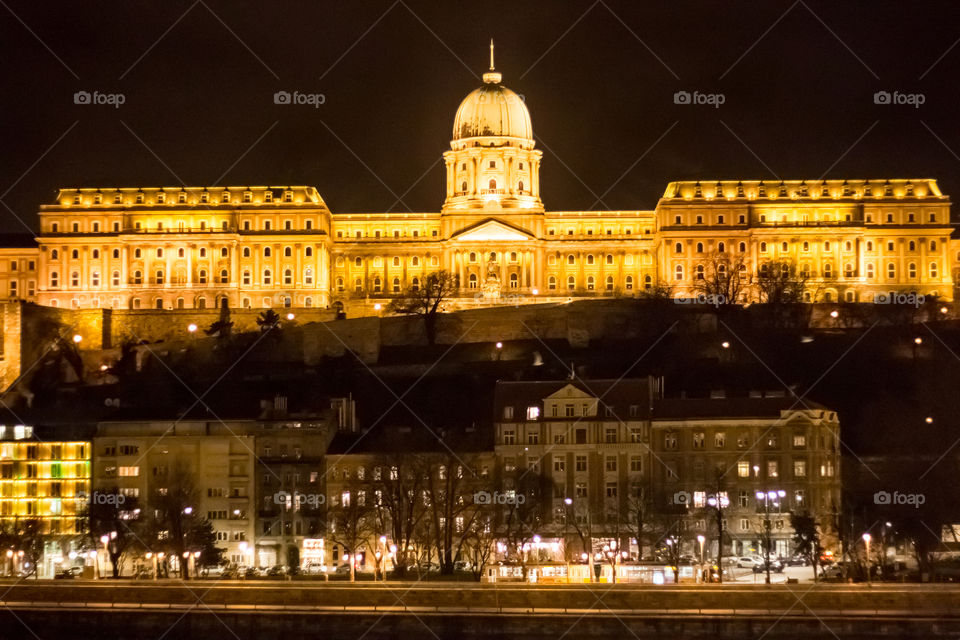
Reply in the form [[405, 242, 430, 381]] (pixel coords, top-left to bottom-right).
[[662, 178, 945, 201]]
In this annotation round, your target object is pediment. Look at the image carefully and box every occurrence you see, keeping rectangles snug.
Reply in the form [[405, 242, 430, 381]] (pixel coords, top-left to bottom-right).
[[451, 219, 534, 242], [545, 384, 595, 401]]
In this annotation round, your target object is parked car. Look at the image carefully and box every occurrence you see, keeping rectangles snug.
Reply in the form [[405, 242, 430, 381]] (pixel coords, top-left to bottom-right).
[[785, 555, 810, 567], [820, 564, 845, 581], [453, 561, 472, 572], [199, 565, 225, 578], [334, 564, 352, 575], [221, 566, 240, 579], [736, 556, 762, 568], [243, 567, 261, 579], [54, 568, 76, 579], [266, 565, 287, 577], [752, 559, 785, 573]]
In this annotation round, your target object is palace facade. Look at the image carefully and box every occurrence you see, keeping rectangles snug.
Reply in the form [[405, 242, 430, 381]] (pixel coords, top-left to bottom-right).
[[2, 57, 955, 311]]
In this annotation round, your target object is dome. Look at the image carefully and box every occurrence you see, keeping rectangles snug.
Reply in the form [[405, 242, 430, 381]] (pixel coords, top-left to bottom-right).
[[452, 72, 532, 141]]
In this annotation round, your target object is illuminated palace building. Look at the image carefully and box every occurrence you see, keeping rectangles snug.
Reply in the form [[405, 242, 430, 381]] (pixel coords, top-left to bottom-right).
[[4, 51, 956, 310]]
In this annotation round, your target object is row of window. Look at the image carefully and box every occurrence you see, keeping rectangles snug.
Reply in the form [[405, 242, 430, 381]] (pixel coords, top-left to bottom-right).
[[336, 229, 437, 239], [674, 261, 940, 281], [667, 209, 940, 225], [50, 245, 319, 261], [69, 189, 299, 206], [50, 267, 316, 288], [50, 215, 316, 233], [335, 255, 436, 268]]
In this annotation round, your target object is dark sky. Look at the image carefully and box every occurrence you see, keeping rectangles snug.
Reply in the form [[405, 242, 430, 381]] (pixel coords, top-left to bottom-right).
[[2, 0, 960, 233]]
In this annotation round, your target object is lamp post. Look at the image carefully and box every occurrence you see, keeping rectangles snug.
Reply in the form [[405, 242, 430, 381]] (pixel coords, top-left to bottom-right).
[[564, 498, 573, 583], [707, 492, 729, 583], [697, 535, 705, 584], [863, 533, 872, 587], [379, 536, 388, 582], [755, 489, 785, 585]]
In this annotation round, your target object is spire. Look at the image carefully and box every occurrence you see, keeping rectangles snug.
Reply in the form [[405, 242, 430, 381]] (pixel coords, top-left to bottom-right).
[[483, 39, 502, 84]]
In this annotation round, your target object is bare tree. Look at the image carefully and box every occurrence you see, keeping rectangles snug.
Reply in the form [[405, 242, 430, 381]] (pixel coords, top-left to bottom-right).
[[755, 260, 810, 304], [388, 270, 458, 345], [371, 454, 428, 578], [326, 479, 377, 582], [692, 252, 749, 304]]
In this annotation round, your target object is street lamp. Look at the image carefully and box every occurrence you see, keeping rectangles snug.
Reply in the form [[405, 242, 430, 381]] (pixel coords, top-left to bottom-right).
[[286, 312, 295, 321], [862, 533, 872, 587], [187, 323, 197, 333], [707, 492, 730, 583], [72, 334, 83, 344], [697, 535, 706, 583], [755, 489, 785, 585], [721, 341, 730, 349]]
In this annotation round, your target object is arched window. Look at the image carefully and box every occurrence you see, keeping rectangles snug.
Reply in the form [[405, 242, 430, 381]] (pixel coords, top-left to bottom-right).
[[71, 249, 79, 260], [548, 276, 557, 290], [304, 268, 313, 285], [51, 249, 59, 260], [156, 248, 163, 258], [865, 264, 875, 279], [626, 275, 635, 290], [675, 265, 684, 281], [695, 265, 705, 280], [567, 254, 575, 265], [220, 269, 228, 284], [111, 271, 120, 286], [866, 241, 874, 251], [134, 248, 142, 259], [177, 248, 184, 258], [567, 275, 576, 290], [718, 264, 727, 278], [696, 243, 703, 253], [92, 249, 100, 259], [176, 298, 184, 309], [586, 275, 595, 290], [198, 269, 207, 284], [586, 254, 595, 265], [133, 270, 142, 285], [200, 248, 207, 258], [335, 277, 344, 291], [718, 242, 725, 253], [823, 263, 833, 278], [931, 262, 939, 278], [69, 271, 79, 287], [844, 263, 854, 277], [354, 277, 363, 292], [469, 252, 477, 263], [305, 297, 313, 307], [155, 298, 164, 309], [908, 263, 917, 279], [518, 180, 524, 192], [887, 262, 896, 279], [373, 277, 382, 293], [155, 270, 164, 284], [50, 271, 59, 287], [606, 254, 614, 265], [411, 277, 420, 292], [468, 274, 478, 288], [674, 242, 682, 254], [411, 256, 419, 266], [243, 271, 251, 285], [461, 181, 467, 192], [392, 277, 401, 293], [510, 252, 517, 262], [760, 242, 767, 253], [284, 269, 292, 285], [355, 257, 362, 267], [91, 271, 100, 287], [605, 276, 614, 291], [643, 275, 651, 289], [220, 247, 228, 258], [264, 247, 272, 257], [908, 241, 916, 251], [488, 179, 497, 190], [781, 242, 788, 252], [930, 241, 938, 251], [305, 247, 313, 257], [112, 249, 120, 259], [284, 247, 292, 257], [263, 269, 272, 285], [393, 257, 400, 267], [243, 248, 251, 258], [802, 242, 809, 252]]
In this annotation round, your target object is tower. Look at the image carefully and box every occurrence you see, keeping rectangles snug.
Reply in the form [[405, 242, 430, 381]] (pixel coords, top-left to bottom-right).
[[442, 41, 543, 213]]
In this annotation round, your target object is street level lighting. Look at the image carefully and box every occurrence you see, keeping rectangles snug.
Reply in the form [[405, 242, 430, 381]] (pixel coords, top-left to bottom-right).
[[187, 323, 197, 333], [72, 334, 83, 343], [863, 533, 872, 587], [830, 310, 839, 318], [286, 312, 295, 321], [697, 535, 705, 583]]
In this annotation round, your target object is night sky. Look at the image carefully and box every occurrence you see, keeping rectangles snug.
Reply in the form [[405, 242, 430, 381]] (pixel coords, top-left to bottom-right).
[[1, 0, 960, 234]]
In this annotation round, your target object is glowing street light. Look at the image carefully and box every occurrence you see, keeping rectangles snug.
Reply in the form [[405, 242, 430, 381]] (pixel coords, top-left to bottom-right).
[[187, 323, 197, 333], [926, 416, 934, 424], [914, 337, 923, 345], [830, 310, 839, 318], [721, 341, 730, 349], [286, 313, 295, 321], [863, 533, 872, 587], [72, 334, 83, 343]]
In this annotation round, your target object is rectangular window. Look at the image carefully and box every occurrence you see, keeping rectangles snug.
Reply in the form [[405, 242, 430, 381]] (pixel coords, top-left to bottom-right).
[[554, 456, 565, 472], [767, 460, 779, 478], [629, 456, 642, 472], [575, 455, 587, 472], [605, 456, 617, 472], [793, 460, 807, 477]]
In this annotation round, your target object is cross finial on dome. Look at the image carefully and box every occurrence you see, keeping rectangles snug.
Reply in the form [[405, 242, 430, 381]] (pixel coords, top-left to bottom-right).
[[490, 39, 495, 70]]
